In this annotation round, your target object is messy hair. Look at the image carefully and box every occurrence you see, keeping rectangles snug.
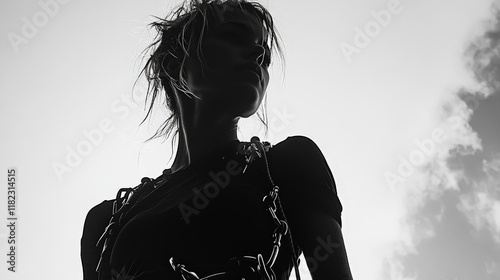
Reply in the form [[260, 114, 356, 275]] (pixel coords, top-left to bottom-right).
[[135, 0, 284, 142]]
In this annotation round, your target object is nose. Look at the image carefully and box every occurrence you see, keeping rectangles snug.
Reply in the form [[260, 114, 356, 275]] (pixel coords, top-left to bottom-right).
[[249, 44, 266, 66]]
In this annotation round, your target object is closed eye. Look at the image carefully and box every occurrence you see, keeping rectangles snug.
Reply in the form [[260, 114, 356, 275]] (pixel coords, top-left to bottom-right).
[[217, 22, 261, 45], [261, 45, 271, 67], [220, 30, 247, 44]]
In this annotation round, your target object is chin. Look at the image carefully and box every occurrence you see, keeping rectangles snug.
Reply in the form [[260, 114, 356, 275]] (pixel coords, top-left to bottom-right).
[[239, 96, 264, 118], [240, 107, 259, 118], [232, 85, 265, 118]]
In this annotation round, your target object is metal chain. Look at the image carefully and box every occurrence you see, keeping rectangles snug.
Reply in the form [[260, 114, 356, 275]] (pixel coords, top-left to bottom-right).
[[251, 137, 301, 280], [94, 137, 299, 280], [95, 177, 160, 279], [170, 136, 299, 280]]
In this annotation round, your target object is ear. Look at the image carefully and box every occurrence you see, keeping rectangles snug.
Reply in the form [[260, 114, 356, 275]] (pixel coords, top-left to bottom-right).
[[161, 58, 180, 79], [167, 59, 179, 74]]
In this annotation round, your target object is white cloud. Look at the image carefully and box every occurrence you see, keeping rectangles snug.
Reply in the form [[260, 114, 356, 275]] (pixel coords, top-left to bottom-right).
[[385, 260, 418, 280], [485, 260, 500, 276], [382, 71, 487, 280], [458, 155, 500, 243], [381, 5, 500, 278]]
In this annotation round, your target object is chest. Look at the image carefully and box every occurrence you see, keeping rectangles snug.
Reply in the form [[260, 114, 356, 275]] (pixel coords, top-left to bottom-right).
[[110, 173, 277, 271]]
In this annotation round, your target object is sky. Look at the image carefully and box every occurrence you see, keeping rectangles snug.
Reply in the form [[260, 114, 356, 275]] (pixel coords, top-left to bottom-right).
[[0, 0, 499, 280]]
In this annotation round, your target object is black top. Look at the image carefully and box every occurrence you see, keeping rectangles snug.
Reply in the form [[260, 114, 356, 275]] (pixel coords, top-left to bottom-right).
[[81, 136, 343, 280]]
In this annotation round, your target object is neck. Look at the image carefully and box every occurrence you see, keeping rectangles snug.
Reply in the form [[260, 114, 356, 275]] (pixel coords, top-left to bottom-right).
[[169, 102, 240, 173]]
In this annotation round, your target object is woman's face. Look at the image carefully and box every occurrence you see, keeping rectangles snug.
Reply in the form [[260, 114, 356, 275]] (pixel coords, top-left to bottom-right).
[[184, 8, 271, 118]]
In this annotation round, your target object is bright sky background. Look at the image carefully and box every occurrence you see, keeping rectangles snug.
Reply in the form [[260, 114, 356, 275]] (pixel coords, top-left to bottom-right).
[[1, 0, 499, 280]]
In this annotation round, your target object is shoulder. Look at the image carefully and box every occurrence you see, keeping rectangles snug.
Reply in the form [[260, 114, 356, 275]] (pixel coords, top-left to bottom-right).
[[84, 199, 115, 222], [81, 200, 115, 242], [270, 135, 320, 151], [266, 135, 336, 190], [267, 135, 329, 171], [81, 200, 115, 280], [266, 135, 343, 227]]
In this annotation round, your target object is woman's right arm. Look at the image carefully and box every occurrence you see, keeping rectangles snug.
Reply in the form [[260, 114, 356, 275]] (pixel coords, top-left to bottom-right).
[[81, 200, 114, 280]]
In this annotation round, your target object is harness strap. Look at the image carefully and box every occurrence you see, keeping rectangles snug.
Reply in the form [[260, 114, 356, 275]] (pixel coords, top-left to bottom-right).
[[170, 136, 301, 280], [96, 137, 302, 280]]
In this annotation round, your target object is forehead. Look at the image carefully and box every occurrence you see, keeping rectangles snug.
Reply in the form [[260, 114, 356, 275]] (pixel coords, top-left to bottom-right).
[[208, 6, 268, 40]]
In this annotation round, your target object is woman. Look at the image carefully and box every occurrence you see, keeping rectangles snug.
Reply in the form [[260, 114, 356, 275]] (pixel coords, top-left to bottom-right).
[[81, 1, 353, 279]]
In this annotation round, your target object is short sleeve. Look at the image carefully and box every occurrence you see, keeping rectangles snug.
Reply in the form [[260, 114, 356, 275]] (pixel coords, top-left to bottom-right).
[[81, 200, 114, 280], [267, 136, 343, 228]]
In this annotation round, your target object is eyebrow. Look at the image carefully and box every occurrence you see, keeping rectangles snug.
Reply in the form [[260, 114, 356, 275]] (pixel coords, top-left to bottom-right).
[[218, 21, 265, 42], [219, 21, 254, 32]]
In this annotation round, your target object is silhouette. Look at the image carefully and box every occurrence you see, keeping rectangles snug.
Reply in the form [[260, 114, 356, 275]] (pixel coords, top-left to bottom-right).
[[81, 1, 353, 279]]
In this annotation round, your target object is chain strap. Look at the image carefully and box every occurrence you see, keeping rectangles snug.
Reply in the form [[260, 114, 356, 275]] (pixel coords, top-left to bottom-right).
[[250, 137, 301, 280], [95, 176, 161, 279], [95, 137, 301, 280], [170, 136, 301, 280]]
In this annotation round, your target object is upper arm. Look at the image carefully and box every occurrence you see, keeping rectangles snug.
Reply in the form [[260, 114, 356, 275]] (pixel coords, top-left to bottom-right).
[[267, 135, 342, 227], [267, 136, 352, 279], [81, 200, 114, 280], [297, 209, 353, 280]]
